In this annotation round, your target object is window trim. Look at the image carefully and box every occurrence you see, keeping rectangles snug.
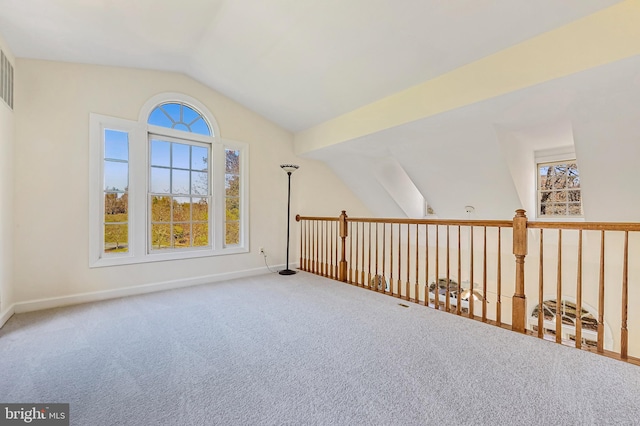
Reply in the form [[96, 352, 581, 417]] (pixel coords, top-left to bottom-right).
[[89, 114, 144, 267], [139, 93, 220, 138], [89, 95, 248, 268], [221, 143, 248, 248], [533, 147, 584, 222]]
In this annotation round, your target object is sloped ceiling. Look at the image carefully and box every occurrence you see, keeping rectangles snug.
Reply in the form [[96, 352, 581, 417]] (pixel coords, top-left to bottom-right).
[[304, 55, 640, 220], [0, 0, 621, 131], [1, 0, 638, 221]]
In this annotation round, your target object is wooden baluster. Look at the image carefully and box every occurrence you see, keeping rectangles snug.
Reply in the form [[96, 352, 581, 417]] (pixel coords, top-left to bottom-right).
[[469, 225, 474, 318], [375, 223, 380, 292], [333, 219, 341, 280], [382, 224, 387, 293], [299, 218, 303, 271], [482, 226, 487, 322], [299, 219, 304, 271], [435, 225, 440, 310], [329, 221, 334, 279], [324, 221, 328, 278], [321, 221, 326, 276], [319, 221, 323, 276], [354, 222, 359, 286], [360, 222, 367, 287], [390, 223, 394, 295], [311, 220, 319, 275], [297, 219, 301, 271], [597, 231, 605, 353], [348, 222, 353, 283], [621, 231, 629, 359], [405, 224, 410, 301], [367, 222, 372, 289], [414, 224, 419, 303], [445, 226, 450, 312], [306, 220, 310, 272], [313, 220, 317, 274], [556, 229, 562, 344], [320, 221, 323, 275], [337, 221, 340, 279], [319, 221, 323, 275], [334, 221, 342, 280], [324, 221, 329, 277], [538, 229, 544, 338], [325, 221, 329, 277], [575, 230, 583, 349], [335, 220, 339, 278], [308, 221, 312, 273], [425, 224, 429, 307], [315, 220, 321, 275], [309, 220, 312, 272], [398, 223, 402, 299], [512, 209, 528, 333], [338, 211, 348, 282], [457, 226, 462, 315], [496, 227, 502, 325]]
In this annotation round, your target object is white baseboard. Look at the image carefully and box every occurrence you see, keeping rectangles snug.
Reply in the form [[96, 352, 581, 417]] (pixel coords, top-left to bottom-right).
[[12, 263, 290, 315], [0, 304, 16, 329]]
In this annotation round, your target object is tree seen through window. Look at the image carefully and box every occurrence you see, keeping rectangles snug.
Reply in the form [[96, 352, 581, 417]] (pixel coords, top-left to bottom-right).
[[538, 161, 582, 217]]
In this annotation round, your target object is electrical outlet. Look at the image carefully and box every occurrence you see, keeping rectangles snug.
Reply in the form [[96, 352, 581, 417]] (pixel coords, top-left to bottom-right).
[[259, 247, 265, 255]]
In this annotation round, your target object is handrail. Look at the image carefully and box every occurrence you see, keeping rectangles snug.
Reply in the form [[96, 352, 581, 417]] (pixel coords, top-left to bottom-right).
[[297, 214, 512, 227], [295, 209, 640, 365], [295, 214, 338, 222], [528, 221, 640, 231]]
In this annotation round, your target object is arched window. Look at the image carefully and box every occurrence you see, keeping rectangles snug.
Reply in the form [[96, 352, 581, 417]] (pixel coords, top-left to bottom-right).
[[148, 102, 211, 136], [90, 93, 248, 267], [529, 299, 611, 349], [147, 101, 214, 251]]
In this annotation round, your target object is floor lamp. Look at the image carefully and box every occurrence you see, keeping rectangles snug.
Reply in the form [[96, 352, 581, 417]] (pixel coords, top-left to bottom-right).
[[279, 164, 299, 275]]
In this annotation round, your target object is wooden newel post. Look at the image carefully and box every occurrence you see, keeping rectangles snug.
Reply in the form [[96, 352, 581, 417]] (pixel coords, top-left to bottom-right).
[[339, 210, 348, 282], [512, 209, 528, 333]]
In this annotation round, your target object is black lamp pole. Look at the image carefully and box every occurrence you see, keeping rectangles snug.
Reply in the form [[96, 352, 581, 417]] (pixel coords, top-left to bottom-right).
[[279, 164, 299, 275]]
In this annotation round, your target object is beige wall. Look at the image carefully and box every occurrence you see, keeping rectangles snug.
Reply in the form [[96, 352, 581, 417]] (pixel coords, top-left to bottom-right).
[[12, 59, 369, 306], [0, 35, 15, 314]]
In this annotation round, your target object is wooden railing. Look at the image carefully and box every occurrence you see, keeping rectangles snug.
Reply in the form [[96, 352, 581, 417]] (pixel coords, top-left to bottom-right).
[[296, 210, 640, 365]]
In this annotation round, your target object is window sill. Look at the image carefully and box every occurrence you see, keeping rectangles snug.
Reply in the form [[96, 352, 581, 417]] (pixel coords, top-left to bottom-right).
[[90, 246, 249, 268]]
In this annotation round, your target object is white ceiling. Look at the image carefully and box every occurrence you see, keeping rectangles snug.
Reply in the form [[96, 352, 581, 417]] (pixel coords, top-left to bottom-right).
[[0, 0, 622, 132]]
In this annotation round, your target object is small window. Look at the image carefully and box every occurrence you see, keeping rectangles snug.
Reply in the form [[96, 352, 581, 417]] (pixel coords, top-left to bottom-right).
[[537, 160, 582, 217]]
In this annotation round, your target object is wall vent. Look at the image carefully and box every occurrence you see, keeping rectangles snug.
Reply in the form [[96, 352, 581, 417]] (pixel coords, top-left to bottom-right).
[[0, 49, 14, 109]]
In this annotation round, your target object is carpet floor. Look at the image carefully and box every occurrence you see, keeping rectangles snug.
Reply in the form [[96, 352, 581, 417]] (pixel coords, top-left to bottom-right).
[[1, 272, 640, 425]]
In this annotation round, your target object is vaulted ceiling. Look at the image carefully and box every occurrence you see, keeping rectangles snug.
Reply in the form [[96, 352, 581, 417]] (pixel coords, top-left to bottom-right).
[[0, 0, 622, 131], [2, 0, 639, 220]]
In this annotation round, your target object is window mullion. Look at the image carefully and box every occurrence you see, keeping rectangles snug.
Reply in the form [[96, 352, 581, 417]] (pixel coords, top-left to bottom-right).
[[213, 142, 225, 251], [130, 125, 146, 258]]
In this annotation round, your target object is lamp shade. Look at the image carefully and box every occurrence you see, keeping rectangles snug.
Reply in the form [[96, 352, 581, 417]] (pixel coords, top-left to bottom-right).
[[280, 164, 299, 173]]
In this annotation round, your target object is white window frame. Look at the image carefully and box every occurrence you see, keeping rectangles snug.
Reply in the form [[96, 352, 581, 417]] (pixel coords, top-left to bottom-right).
[[533, 146, 584, 221], [147, 133, 213, 253], [89, 93, 249, 268]]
